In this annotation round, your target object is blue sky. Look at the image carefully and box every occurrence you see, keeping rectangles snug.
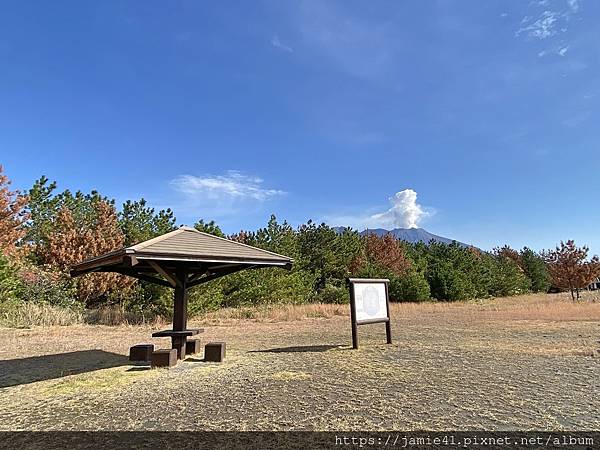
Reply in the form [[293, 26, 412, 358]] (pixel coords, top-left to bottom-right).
[[1, 0, 599, 254]]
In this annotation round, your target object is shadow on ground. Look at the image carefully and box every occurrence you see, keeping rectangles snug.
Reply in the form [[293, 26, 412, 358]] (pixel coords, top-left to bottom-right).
[[0, 350, 129, 388], [250, 344, 343, 353]]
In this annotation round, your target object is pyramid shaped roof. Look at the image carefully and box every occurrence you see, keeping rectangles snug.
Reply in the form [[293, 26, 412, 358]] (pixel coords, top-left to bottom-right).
[[71, 226, 293, 282]]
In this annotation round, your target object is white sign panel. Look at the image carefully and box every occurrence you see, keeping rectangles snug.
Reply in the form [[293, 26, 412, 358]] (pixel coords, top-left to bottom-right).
[[353, 282, 388, 323]]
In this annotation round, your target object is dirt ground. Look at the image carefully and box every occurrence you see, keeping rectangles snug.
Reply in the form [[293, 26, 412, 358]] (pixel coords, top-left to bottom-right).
[[0, 293, 599, 431]]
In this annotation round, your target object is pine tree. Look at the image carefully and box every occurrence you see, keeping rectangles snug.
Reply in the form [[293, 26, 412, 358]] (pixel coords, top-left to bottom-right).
[[194, 219, 225, 237], [119, 198, 176, 245], [43, 201, 133, 305], [520, 247, 551, 293], [542, 240, 600, 301]]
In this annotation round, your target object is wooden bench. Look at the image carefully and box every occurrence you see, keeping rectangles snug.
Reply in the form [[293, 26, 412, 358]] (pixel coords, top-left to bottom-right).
[[151, 349, 177, 368], [129, 343, 154, 362], [204, 342, 226, 362], [186, 338, 202, 355]]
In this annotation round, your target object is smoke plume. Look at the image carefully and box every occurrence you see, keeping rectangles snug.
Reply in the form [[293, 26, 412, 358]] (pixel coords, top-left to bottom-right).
[[370, 189, 427, 229]]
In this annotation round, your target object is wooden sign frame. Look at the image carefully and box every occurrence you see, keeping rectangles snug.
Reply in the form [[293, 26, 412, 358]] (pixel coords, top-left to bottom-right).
[[348, 278, 392, 349]]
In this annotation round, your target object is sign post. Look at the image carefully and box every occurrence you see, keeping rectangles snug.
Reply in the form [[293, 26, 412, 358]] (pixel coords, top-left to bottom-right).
[[348, 278, 392, 349]]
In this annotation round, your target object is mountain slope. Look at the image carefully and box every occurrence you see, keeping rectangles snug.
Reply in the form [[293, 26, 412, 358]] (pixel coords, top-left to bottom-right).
[[334, 226, 468, 246]]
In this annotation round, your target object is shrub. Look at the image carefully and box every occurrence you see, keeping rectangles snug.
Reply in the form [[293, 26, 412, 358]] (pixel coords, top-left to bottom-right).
[[313, 283, 349, 304], [17, 265, 78, 309], [117, 282, 172, 320], [221, 268, 316, 307], [0, 255, 21, 303], [84, 305, 162, 326]]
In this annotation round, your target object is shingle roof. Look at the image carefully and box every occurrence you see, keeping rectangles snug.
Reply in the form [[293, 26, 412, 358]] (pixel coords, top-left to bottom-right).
[[130, 226, 291, 262], [71, 226, 293, 277]]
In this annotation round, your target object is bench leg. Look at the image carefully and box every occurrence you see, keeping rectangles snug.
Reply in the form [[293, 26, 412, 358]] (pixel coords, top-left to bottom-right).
[[171, 336, 187, 359]]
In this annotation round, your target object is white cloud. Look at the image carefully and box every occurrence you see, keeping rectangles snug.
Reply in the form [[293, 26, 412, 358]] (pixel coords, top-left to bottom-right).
[[326, 189, 432, 230], [538, 44, 569, 57], [516, 0, 582, 52], [170, 171, 285, 202], [516, 10, 560, 39], [271, 36, 294, 53], [567, 0, 579, 13]]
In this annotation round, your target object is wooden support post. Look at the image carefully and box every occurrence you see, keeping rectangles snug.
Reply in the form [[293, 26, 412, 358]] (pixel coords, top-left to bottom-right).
[[172, 268, 188, 359], [349, 282, 359, 349], [385, 321, 392, 344], [384, 281, 392, 345]]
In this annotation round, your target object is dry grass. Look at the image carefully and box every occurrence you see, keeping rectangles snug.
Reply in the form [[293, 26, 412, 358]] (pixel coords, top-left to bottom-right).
[[386, 291, 600, 322], [195, 302, 348, 324], [192, 292, 600, 326], [3, 291, 598, 329], [0, 303, 170, 329], [84, 306, 168, 327], [1, 292, 599, 431], [38, 366, 161, 397], [0, 302, 84, 328]]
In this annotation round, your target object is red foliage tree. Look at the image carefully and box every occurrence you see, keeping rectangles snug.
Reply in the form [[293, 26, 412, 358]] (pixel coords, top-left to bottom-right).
[[542, 240, 600, 301], [494, 245, 524, 271], [352, 233, 411, 276], [43, 201, 133, 305], [0, 165, 29, 257]]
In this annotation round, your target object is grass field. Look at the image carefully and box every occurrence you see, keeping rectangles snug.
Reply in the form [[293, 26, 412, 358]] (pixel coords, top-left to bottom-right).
[[0, 292, 599, 431]]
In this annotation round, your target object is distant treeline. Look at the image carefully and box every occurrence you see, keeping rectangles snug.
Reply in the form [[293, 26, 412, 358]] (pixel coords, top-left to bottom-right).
[[1, 167, 599, 322]]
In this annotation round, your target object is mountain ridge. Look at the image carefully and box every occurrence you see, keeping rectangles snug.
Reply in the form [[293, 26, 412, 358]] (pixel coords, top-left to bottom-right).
[[333, 226, 469, 247]]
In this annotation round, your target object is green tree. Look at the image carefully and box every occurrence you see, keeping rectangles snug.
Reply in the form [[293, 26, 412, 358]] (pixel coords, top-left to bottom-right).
[[297, 221, 362, 298], [205, 216, 316, 308], [488, 250, 531, 296], [117, 199, 177, 315], [26, 176, 115, 262], [194, 219, 225, 237], [423, 242, 484, 300], [393, 268, 430, 302], [119, 199, 176, 245], [25, 176, 59, 251], [520, 247, 551, 293], [251, 215, 299, 257]]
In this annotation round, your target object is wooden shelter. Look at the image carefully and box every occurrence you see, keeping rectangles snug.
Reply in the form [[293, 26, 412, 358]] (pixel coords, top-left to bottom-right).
[[71, 226, 293, 358]]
